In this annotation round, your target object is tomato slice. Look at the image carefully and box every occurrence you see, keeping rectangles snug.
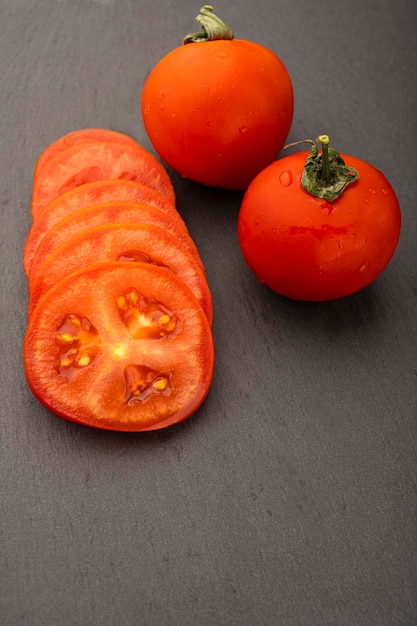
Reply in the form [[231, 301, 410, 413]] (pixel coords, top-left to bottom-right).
[[28, 201, 205, 285], [34, 129, 140, 180], [31, 141, 176, 218], [24, 179, 181, 277], [24, 262, 214, 431], [28, 222, 213, 324]]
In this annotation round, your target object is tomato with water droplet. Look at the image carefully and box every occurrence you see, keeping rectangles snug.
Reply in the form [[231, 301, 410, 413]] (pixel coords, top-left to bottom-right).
[[141, 7, 293, 190], [238, 142, 401, 301]]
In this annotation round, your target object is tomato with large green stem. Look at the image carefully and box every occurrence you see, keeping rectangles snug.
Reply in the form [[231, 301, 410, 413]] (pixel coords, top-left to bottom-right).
[[237, 135, 401, 301]]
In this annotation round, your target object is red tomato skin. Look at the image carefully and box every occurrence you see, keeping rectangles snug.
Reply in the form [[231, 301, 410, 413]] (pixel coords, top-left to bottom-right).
[[142, 39, 294, 190], [237, 151, 401, 301]]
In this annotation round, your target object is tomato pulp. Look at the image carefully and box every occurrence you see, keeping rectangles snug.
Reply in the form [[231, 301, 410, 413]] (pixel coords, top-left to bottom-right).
[[24, 179, 180, 277], [28, 201, 204, 285], [34, 128, 140, 180], [31, 141, 176, 218], [28, 222, 213, 325]]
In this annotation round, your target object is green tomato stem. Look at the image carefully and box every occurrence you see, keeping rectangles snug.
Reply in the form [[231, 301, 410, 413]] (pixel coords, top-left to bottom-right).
[[317, 134, 330, 183], [183, 5, 234, 44], [295, 135, 360, 202]]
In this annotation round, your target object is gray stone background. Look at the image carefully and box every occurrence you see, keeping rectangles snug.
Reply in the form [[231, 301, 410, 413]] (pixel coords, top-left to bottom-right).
[[1, 1, 416, 624]]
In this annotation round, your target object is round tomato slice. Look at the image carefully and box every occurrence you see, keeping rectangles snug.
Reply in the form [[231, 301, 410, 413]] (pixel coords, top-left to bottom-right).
[[24, 179, 181, 277], [28, 223, 213, 324], [31, 141, 175, 218], [34, 128, 140, 180], [24, 262, 214, 431], [28, 201, 204, 285]]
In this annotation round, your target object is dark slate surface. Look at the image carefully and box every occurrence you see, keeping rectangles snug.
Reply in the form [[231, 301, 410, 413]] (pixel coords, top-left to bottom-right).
[[1, 1, 416, 624]]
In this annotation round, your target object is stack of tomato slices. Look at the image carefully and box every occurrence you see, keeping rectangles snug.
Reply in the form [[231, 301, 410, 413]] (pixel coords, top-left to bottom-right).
[[23, 128, 214, 432]]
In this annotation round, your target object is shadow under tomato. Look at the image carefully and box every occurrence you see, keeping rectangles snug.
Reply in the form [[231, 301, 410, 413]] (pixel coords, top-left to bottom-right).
[[240, 263, 387, 342]]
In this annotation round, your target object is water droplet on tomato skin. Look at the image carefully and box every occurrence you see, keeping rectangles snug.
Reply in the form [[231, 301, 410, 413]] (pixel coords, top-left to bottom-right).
[[279, 170, 293, 187], [239, 126, 249, 135], [219, 51, 229, 59], [358, 263, 369, 274]]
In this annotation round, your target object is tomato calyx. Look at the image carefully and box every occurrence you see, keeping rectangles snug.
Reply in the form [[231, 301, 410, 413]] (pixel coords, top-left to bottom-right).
[[285, 135, 360, 202], [183, 5, 234, 44]]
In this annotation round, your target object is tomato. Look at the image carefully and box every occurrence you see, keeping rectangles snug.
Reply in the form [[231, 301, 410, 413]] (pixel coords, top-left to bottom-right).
[[141, 6, 293, 189], [28, 222, 213, 325], [31, 141, 175, 218], [24, 262, 214, 431], [24, 179, 181, 277], [28, 201, 204, 285], [237, 136, 401, 301], [34, 128, 140, 180]]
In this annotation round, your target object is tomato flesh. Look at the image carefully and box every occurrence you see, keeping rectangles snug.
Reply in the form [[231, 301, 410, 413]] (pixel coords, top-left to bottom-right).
[[31, 141, 176, 218], [24, 263, 214, 431], [24, 179, 180, 277], [28, 201, 204, 285], [28, 222, 212, 324], [238, 151, 401, 301], [34, 128, 140, 179]]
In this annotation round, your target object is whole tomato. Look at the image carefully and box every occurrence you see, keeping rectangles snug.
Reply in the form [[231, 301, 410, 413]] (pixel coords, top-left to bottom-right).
[[141, 6, 294, 190], [237, 135, 401, 301]]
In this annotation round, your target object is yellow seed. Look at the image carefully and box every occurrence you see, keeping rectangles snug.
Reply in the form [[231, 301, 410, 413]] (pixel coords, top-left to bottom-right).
[[130, 291, 139, 304], [60, 355, 74, 368], [56, 333, 75, 343], [69, 316, 81, 327], [117, 295, 128, 310], [153, 378, 168, 391], [77, 354, 91, 367], [159, 314, 170, 325]]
